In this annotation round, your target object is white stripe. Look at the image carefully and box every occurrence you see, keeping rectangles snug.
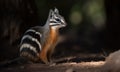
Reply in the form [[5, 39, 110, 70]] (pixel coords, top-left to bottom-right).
[[49, 23, 61, 26], [50, 19, 57, 22], [20, 43, 37, 53], [21, 35, 41, 50], [26, 29, 42, 37]]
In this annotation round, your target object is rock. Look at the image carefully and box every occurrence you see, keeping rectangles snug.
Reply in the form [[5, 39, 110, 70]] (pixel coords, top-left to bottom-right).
[[102, 50, 120, 72]]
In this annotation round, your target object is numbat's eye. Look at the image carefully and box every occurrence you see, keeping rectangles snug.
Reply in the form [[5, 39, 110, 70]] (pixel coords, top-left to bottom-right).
[[56, 19, 60, 22]]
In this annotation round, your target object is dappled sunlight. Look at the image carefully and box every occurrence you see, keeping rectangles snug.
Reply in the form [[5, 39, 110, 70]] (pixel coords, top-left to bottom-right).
[[69, 11, 82, 25], [80, 61, 105, 67], [58, 61, 105, 67]]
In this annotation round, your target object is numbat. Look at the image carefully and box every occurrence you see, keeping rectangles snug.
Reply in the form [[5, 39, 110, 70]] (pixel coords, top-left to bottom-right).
[[20, 8, 67, 64]]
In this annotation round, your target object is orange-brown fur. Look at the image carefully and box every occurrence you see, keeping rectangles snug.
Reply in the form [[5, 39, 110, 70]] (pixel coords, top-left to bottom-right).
[[39, 27, 58, 64]]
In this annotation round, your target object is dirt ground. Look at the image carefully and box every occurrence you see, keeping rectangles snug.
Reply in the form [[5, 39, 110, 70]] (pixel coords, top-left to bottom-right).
[[0, 61, 105, 72], [0, 53, 107, 72]]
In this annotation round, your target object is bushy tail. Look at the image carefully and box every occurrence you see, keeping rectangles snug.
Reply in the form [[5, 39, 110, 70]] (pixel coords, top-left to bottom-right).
[[20, 29, 42, 62]]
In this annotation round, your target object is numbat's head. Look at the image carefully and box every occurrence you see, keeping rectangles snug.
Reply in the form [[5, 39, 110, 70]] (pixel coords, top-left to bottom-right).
[[48, 8, 67, 28]]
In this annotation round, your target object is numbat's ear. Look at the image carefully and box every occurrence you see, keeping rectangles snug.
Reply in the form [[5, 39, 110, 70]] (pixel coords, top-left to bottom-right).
[[48, 9, 54, 18], [54, 7, 59, 14]]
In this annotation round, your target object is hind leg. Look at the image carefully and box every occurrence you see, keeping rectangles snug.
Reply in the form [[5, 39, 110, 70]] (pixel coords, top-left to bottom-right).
[[39, 49, 49, 64], [47, 46, 56, 63]]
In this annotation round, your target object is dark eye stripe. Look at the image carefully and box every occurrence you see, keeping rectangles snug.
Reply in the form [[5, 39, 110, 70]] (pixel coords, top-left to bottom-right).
[[56, 19, 60, 21]]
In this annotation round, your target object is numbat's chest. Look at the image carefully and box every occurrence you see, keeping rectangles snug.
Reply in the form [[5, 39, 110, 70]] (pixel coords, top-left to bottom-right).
[[49, 28, 58, 44], [43, 28, 59, 48]]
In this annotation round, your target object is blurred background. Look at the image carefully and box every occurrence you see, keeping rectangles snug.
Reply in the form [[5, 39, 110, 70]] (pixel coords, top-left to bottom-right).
[[0, 0, 119, 61]]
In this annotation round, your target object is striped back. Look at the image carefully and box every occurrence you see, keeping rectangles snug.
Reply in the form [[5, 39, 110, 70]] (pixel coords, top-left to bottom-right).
[[20, 28, 42, 62]]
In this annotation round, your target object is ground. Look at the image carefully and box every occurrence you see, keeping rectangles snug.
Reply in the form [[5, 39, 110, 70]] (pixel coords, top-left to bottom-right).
[[0, 61, 105, 72], [0, 53, 107, 72]]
